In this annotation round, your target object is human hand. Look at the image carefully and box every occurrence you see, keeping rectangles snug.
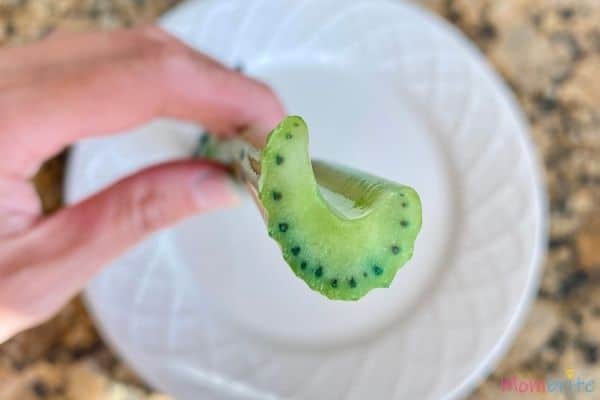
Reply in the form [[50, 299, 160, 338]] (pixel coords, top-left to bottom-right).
[[0, 26, 285, 342]]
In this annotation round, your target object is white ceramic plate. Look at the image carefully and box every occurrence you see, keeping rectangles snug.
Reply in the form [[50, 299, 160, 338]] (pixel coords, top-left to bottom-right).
[[65, 0, 547, 399]]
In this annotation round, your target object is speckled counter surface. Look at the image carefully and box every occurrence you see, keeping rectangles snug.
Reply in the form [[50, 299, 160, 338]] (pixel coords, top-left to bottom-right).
[[0, 1, 598, 399]]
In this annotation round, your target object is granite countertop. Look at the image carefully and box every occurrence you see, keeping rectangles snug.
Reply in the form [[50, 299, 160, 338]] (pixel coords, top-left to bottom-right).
[[0, 0, 598, 399]]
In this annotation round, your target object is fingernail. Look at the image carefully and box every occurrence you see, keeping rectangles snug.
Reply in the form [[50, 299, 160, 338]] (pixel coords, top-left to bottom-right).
[[192, 169, 240, 211]]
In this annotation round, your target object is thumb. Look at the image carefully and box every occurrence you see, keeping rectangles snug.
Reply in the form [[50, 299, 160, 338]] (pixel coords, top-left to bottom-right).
[[0, 160, 238, 325]]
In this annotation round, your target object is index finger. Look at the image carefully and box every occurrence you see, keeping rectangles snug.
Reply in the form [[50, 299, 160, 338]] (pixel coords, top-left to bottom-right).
[[0, 26, 285, 178]]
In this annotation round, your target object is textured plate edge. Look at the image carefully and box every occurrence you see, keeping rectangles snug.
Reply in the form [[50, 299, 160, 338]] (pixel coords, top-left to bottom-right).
[[406, 4, 550, 399]]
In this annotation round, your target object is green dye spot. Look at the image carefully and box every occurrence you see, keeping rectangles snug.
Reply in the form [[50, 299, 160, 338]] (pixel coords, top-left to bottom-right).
[[400, 220, 410, 228], [391, 245, 400, 255], [285, 133, 293, 139], [300, 261, 307, 270], [275, 155, 284, 165], [291, 246, 301, 256], [330, 279, 338, 288], [363, 272, 368, 277], [293, 122, 300, 127], [349, 277, 357, 288], [315, 266, 323, 278], [401, 202, 408, 208], [278, 223, 289, 232], [373, 265, 383, 275], [272, 191, 282, 201]]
